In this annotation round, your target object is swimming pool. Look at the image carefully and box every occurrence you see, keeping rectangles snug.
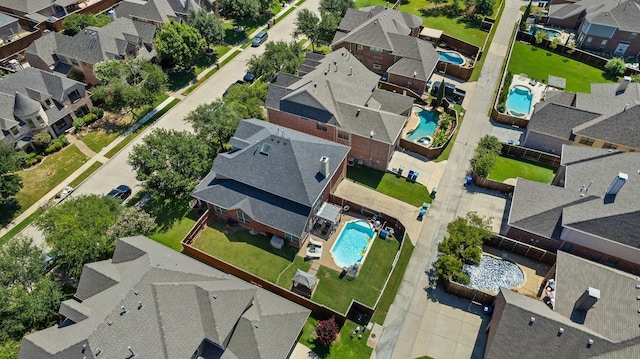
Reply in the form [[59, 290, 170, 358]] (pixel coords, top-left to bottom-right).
[[529, 26, 561, 39], [406, 108, 439, 142], [463, 255, 525, 292], [505, 86, 533, 116], [437, 50, 465, 66], [330, 220, 375, 268]]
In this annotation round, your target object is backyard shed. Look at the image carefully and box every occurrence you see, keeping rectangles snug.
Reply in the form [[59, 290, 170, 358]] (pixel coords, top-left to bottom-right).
[[292, 270, 317, 298]]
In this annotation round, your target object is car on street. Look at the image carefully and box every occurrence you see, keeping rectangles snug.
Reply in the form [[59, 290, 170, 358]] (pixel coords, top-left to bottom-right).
[[252, 31, 268, 47], [107, 185, 132, 201], [243, 72, 256, 83]]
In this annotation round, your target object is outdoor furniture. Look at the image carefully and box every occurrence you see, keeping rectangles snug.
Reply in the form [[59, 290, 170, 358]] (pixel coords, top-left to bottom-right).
[[306, 239, 323, 259], [292, 269, 317, 298], [270, 235, 284, 249], [321, 221, 331, 235], [348, 157, 355, 166]]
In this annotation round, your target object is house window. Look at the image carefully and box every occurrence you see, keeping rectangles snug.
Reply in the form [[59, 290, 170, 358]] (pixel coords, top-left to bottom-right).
[[237, 211, 250, 224], [407, 80, 413, 86], [370, 47, 383, 54], [356, 44, 363, 51], [600, 39, 607, 48], [214, 206, 226, 215], [591, 254, 603, 262], [75, 106, 89, 117], [561, 243, 572, 252], [631, 32, 637, 40], [585, 37, 593, 46], [602, 142, 617, 149], [578, 137, 594, 146], [37, 116, 45, 126], [44, 99, 53, 108], [10, 126, 19, 135], [604, 258, 619, 267], [337, 131, 349, 140], [372, 62, 382, 70], [284, 232, 298, 243], [68, 90, 81, 103], [26, 119, 36, 128], [316, 123, 327, 131]]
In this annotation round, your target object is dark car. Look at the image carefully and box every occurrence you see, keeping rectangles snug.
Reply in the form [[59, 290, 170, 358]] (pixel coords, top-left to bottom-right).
[[251, 31, 268, 47], [107, 185, 132, 201], [243, 72, 256, 83], [223, 80, 245, 97]]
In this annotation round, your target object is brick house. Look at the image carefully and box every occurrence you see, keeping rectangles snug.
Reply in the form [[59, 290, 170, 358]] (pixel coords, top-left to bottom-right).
[[0, 0, 110, 23], [0, 67, 92, 151], [547, 0, 640, 56], [523, 79, 640, 154], [114, 0, 211, 28], [506, 145, 640, 274], [191, 119, 350, 248], [331, 6, 439, 96], [24, 17, 156, 85], [265, 50, 414, 171]]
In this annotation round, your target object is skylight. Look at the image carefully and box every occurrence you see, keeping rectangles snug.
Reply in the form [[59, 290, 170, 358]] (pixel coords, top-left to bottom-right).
[[260, 143, 272, 156]]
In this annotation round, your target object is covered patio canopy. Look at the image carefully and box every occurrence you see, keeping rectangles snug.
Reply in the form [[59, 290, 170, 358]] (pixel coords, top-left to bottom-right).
[[316, 202, 341, 225], [420, 27, 443, 40], [292, 269, 317, 298]]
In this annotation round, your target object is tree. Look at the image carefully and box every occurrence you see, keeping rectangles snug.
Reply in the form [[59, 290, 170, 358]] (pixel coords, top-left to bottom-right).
[[477, 135, 501, 153], [293, 9, 320, 52], [473, 0, 494, 16], [566, 41, 576, 54], [320, 0, 354, 17], [184, 100, 242, 150], [224, 81, 269, 120], [106, 206, 158, 241], [434, 254, 467, 284], [315, 317, 340, 346], [156, 20, 206, 69], [0, 143, 23, 205], [92, 58, 168, 114], [128, 129, 215, 199], [0, 237, 63, 341], [534, 29, 545, 44], [36, 195, 123, 279], [549, 38, 559, 50], [435, 81, 446, 107], [246, 41, 306, 78], [318, 10, 339, 43], [188, 9, 225, 50], [632, 74, 640, 83], [604, 57, 626, 76], [520, 0, 532, 31], [219, 0, 261, 22], [62, 13, 110, 36]]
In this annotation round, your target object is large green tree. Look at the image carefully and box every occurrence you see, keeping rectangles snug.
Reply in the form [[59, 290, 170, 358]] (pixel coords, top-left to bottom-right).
[[223, 81, 269, 120], [318, 10, 339, 43], [0, 143, 23, 205], [106, 206, 158, 240], [36, 195, 123, 279], [219, 0, 261, 22], [188, 9, 225, 50], [128, 129, 215, 199], [184, 100, 242, 150], [62, 13, 110, 36], [473, 0, 495, 16], [0, 237, 63, 341], [156, 20, 206, 69], [246, 40, 306, 78], [604, 57, 626, 76], [92, 58, 167, 114], [293, 9, 320, 51], [320, 0, 354, 18]]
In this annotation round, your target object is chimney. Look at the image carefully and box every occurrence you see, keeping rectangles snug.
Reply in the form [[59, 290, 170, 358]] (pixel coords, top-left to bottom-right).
[[605, 172, 628, 196], [575, 287, 600, 311], [616, 76, 632, 95], [319, 156, 330, 178]]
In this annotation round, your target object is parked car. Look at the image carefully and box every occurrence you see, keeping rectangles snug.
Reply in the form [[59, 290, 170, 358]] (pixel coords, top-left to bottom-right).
[[223, 80, 245, 97], [243, 72, 256, 83], [107, 185, 132, 201], [252, 31, 268, 47]]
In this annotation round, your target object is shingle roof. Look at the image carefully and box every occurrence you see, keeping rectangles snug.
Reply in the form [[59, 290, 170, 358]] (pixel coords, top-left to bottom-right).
[[573, 104, 640, 148], [0, 0, 52, 15], [12, 91, 41, 118], [527, 103, 600, 140], [115, 0, 202, 24], [588, 0, 640, 32], [18, 236, 310, 359], [508, 146, 640, 247], [485, 252, 640, 359], [0, 12, 18, 27]]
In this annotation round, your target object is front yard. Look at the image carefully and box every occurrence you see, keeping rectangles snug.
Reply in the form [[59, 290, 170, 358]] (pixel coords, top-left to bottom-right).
[[488, 156, 555, 183], [346, 166, 432, 207]]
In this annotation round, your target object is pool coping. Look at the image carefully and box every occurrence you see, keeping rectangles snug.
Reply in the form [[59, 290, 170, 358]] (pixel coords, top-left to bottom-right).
[[329, 219, 377, 269], [505, 84, 534, 118]]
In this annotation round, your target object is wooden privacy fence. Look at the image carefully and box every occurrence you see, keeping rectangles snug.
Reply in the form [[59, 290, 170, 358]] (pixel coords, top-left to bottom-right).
[[471, 171, 515, 193], [442, 278, 496, 306], [491, 107, 529, 128], [484, 236, 557, 265], [501, 143, 561, 168]]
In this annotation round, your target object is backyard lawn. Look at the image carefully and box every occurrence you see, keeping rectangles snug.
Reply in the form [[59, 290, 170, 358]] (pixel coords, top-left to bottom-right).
[[299, 316, 372, 359], [371, 236, 413, 324], [507, 42, 617, 93], [15, 145, 88, 212], [347, 166, 432, 206], [488, 156, 555, 183]]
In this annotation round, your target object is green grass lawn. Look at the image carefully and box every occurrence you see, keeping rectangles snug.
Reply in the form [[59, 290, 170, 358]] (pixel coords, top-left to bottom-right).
[[15, 145, 88, 212], [507, 42, 618, 93], [299, 316, 372, 359], [312, 238, 399, 313], [347, 166, 432, 206], [68, 162, 102, 188], [81, 131, 120, 153], [488, 156, 555, 183]]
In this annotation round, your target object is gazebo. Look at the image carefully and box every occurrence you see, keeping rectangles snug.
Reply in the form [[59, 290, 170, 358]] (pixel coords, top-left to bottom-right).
[[291, 269, 317, 298]]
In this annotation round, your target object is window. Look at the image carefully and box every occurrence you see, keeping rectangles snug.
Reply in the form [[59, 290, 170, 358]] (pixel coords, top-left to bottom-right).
[[26, 119, 36, 128], [561, 243, 573, 252], [68, 89, 81, 103], [10, 126, 19, 135], [585, 37, 593, 46], [214, 206, 226, 215], [337, 131, 349, 140], [604, 258, 619, 267], [578, 137, 594, 146], [284, 233, 298, 243], [591, 254, 603, 262], [316, 123, 327, 131], [356, 44, 363, 51], [37, 116, 45, 126], [372, 62, 382, 70], [600, 39, 607, 48], [370, 47, 383, 54], [631, 32, 637, 40], [237, 211, 250, 224], [602, 142, 617, 149], [44, 99, 53, 108]]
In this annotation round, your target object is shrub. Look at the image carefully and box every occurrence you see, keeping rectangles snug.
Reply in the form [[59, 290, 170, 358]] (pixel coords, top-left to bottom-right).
[[315, 317, 340, 347], [82, 113, 98, 124], [91, 107, 105, 119], [472, 135, 501, 177], [73, 117, 85, 130], [45, 141, 63, 154], [604, 57, 625, 76], [58, 135, 69, 146], [32, 132, 52, 148], [497, 72, 512, 110]]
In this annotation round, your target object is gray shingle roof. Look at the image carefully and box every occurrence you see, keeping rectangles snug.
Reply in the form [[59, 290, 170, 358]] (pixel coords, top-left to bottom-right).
[[573, 104, 640, 148], [13, 91, 41, 118], [588, 0, 640, 32], [266, 50, 412, 144], [527, 103, 600, 140], [115, 0, 202, 24], [1, 0, 51, 15], [485, 252, 640, 359], [575, 82, 640, 115], [18, 236, 310, 359], [509, 146, 640, 247]]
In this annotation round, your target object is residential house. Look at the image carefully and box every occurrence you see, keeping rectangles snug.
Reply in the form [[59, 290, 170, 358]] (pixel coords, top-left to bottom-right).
[[192, 119, 350, 248], [547, 0, 640, 56], [0, 12, 20, 45], [506, 145, 640, 274], [331, 6, 439, 96], [266, 50, 414, 171], [0, 67, 91, 151], [0, 0, 100, 23], [485, 251, 640, 359], [114, 0, 211, 28], [25, 16, 156, 84], [18, 236, 311, 359], [523, 78, 640, 154]]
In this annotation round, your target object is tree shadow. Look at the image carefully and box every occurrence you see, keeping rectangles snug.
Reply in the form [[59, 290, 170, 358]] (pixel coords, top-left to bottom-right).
[[601, 72, 619, 82], [0, 201, 21, 227], [144, 196, 193, 232], [346, 166, 384, 189]]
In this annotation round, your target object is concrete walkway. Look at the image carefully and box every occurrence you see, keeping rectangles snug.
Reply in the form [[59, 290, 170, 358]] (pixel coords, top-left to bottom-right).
[[373, 0, 524, 358]]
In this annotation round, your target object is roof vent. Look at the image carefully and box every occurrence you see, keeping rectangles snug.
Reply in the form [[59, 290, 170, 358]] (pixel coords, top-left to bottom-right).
[[616, 76, 632, 95], [356, 108, 361, 116], [137, 301, 143, 310], [349, 67, 352, 76], [320, 156, 330, 178], [128, 346, 137, 357], [370, 130, 375, 138], [558, 328, 564, 336], [95, 348, 101, 355], [413, 71, 417, 78], [605, 172, 628, 196], [587, 339, 593, 348], [529, 317, 535, 325], [314, 82, 317, 88], [120, 306, 128, 316]]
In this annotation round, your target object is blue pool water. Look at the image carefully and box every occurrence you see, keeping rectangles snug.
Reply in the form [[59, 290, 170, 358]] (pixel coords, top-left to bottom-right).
[[406, 108, 439, 141], [331, 220, 375, 268], [437, 50, 465, 66], [528, 27, 560, 39], [505, 86, 533, 116]]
